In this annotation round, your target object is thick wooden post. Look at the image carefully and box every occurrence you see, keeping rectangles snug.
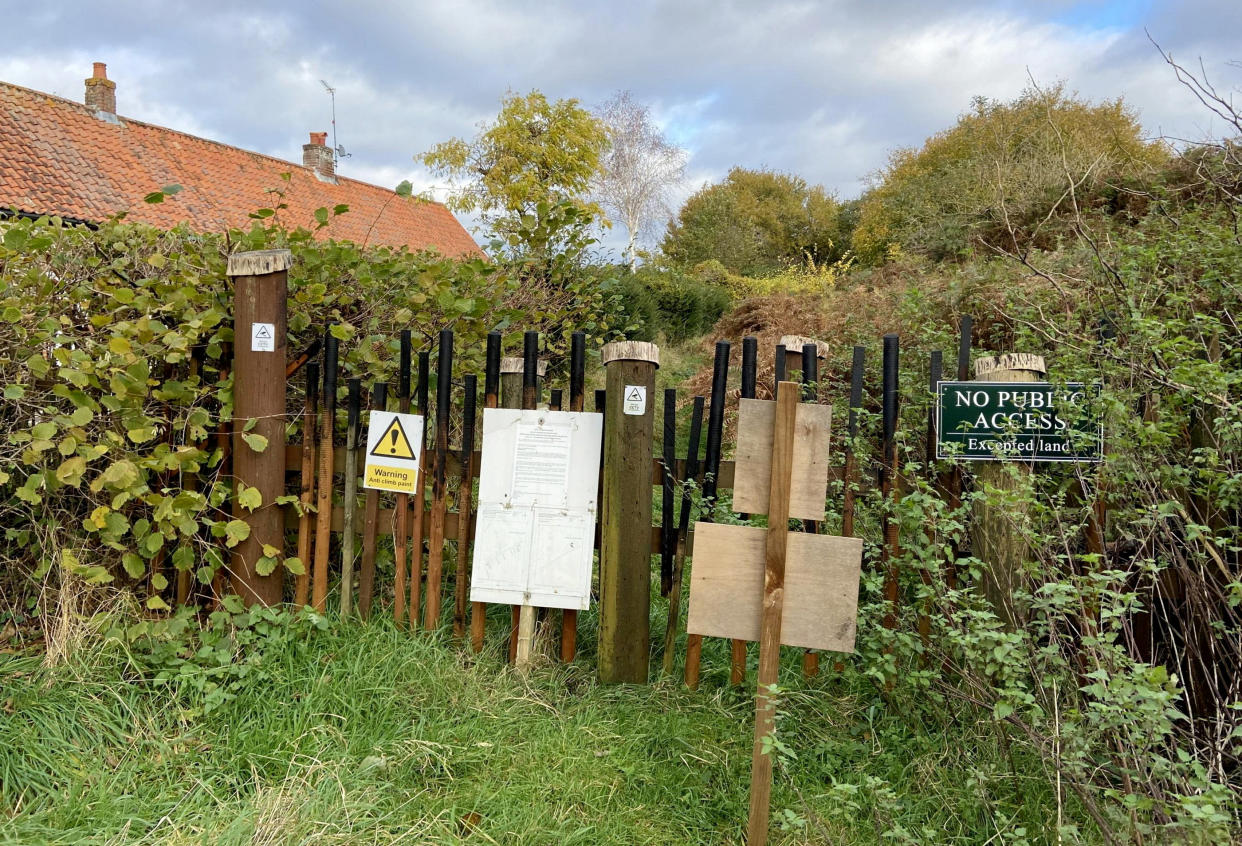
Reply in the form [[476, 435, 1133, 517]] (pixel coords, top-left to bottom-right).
[[970, 353, 1044, 629], [746, 381, 800, 846], [410, 350, 430, 629], [599, 340, 659, 684], [229, 250, 290, 607], [515, 332, 541, 669], [454, 374, 478, 639]]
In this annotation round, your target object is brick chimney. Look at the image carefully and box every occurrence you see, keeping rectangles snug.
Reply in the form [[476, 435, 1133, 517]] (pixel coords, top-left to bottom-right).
[[302, 131, 335, 178], [84, 62, 116, 115]]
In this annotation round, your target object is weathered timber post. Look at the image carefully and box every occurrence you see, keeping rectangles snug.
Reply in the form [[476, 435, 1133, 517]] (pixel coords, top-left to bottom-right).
[[470, 333, 502, 654], [969, 352, 1044, 629], [229, 249, 290, 606], [599, 340, 660, 684], [880, 334, 900, 630], [561, 331, 587, 662]]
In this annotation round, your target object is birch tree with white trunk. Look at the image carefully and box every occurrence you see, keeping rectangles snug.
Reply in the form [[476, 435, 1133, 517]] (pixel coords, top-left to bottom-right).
[[593, 91, 687, 272]]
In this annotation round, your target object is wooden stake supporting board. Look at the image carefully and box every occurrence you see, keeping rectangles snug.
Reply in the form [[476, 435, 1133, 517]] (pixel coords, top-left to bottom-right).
[[363, 411, 424, 494], [682, 384, 863, 846], [469, 408, 603, 611]]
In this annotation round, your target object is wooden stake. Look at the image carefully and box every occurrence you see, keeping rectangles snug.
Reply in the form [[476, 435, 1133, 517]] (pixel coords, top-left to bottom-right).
[[835, 347, 864, 674], [800, 343, 821, 678], [295, 362, 319, 608], [660, 388, 677, 597], [340, 377, 361, 616], [410, 350, 429, 629], [228, 250, 290, 607], [599, 340, 660, 684], [470, 333, 501, 653], [745, 381, 799, 846], [454, 374, 477, 639], [424, 330, 453, 630], [357, 383, 387, 618], [841, 346, 864, 538], [561, 331, 586, 662], [880, 334, 900, 630], [663, 396, 704, 678], [515, 332, 540, 670], [393, 331, 412, 626], [311, 332, 338, 613], [710, 342, 744, 685]]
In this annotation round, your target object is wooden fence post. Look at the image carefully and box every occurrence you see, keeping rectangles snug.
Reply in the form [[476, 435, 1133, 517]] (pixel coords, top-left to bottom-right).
[[228, 249, 290, 607], [470, 333, 501, 653], [340, 377, 361, 616], [424, 329, 453, 630], [880, 334, 901, 630], [599, 340, 660, 684], [970, 353, 1045, 629]]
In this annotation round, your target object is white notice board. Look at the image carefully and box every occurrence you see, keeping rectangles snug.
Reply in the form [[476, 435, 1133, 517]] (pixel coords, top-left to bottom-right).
[[469, 408, 603, 610]]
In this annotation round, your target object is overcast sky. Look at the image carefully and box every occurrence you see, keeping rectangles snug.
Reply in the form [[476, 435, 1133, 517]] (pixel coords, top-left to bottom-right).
[[2, 1, 1239, 257]]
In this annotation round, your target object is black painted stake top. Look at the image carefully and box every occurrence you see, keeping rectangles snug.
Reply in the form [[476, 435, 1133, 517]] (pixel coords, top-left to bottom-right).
[[741, 336, 758, 400], [371, 382, 388, 411], [570, 331, 586, 412], [701, 340, 730, 514], [774, 344, 787, 383], [522, 331, 539, 406], [677, 396, 706, 537], [802, 343, 818, 402], [661, 388, 678, 595], [848, 345, 865, 440], [436, 330, 453, 424], [882, 333, 900, 448], [485, 331, 501, 401], [957, 315, 972, 381]]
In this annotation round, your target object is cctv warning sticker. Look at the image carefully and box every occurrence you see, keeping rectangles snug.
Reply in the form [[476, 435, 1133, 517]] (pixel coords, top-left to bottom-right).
[[623, 385, 647, 416], [363, 411, 424, 493]]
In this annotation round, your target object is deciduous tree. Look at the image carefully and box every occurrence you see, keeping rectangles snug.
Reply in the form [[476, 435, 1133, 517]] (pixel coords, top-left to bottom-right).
[[592, 91, 686, 272]]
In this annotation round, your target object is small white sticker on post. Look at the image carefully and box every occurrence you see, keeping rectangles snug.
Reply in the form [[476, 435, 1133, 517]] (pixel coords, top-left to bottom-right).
[[623, 385, 647, 416], [251, 322, 276, 352]]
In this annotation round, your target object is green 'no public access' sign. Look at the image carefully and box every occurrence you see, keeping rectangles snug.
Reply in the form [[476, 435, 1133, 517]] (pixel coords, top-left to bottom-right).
[[936, 381, 1102, 463]]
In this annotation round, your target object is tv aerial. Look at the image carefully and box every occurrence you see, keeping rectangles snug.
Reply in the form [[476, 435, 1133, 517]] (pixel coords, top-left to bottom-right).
[[320, 79, 351, 162]]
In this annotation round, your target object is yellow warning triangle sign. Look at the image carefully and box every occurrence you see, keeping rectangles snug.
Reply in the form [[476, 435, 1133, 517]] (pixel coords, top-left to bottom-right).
[[370, 417, 417, 460]]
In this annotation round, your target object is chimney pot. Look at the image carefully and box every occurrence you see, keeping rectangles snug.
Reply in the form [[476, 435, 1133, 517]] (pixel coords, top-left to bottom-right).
[[303, 131, 335, 179], [84, 61, 117, 115]]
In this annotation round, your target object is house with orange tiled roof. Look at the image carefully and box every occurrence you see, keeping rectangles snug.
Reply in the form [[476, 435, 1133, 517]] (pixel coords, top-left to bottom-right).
[[0, 63, 482, 258]]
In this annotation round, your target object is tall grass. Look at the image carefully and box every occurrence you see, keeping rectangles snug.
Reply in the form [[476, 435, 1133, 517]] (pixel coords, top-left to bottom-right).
[[2, 607, 1065, 845]]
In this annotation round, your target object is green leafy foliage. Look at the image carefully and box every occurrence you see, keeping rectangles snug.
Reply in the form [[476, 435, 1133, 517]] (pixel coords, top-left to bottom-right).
[[0, 204, 626, 605], [661, 167, 844, 277], [850, 84, 1167, 263]]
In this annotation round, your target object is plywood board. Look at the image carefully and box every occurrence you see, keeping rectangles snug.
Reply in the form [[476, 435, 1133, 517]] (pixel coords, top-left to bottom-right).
[[469, 408, 602, 611], [732, 398, 832, 521], [685, 522, 862, 653]]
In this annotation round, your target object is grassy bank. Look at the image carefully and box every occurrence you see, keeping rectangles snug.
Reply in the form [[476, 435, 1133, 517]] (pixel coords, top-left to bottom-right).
[[2, 607, 1062, 845]]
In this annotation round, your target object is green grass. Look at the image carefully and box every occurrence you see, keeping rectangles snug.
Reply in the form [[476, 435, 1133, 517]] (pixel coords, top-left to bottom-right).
[[0, 600, 1065, 846]]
